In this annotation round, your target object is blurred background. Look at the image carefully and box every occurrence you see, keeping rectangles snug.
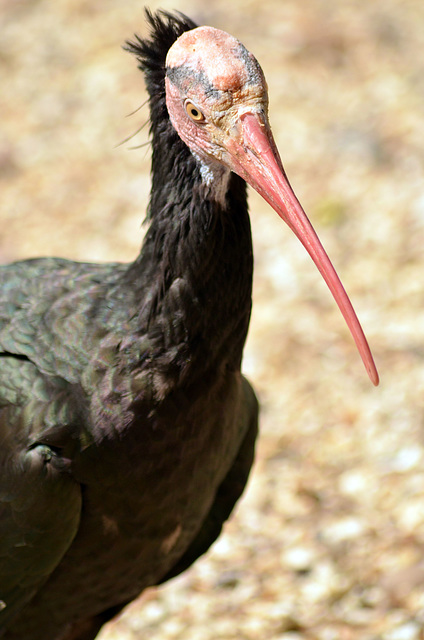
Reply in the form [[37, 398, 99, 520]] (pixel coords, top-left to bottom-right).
[[1, 0, 424, 638]]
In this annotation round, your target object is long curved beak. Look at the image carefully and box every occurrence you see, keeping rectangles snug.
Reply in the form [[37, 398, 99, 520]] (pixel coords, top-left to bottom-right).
[[227, 112, 379, 386]]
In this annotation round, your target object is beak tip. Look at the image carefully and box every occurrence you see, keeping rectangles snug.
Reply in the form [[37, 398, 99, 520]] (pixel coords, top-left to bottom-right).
[[370, 368, 380, 387], [364, 356, 379, 386]]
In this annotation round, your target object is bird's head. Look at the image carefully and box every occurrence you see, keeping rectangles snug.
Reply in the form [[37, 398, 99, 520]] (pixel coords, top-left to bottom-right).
[[165, 27, 269, 183], [165, 25, 379, 386]]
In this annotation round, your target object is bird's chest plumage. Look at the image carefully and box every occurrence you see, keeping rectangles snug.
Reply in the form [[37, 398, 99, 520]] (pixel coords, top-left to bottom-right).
[[41, 371, 247, 619]]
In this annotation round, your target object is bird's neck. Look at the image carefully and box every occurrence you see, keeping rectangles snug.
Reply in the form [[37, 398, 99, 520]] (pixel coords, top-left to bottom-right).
[[123, 147, 253, 394], [193, 153, 232, 209]]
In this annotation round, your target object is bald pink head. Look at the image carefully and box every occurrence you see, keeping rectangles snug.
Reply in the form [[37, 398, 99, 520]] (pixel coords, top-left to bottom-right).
[[164, 25, 379, 385], [166, 26, 264, 93]]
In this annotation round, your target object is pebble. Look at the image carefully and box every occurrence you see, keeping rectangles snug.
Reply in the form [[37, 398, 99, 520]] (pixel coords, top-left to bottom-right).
[[383, 622, 421, 640], [282, 546, 316, 571], [321, 517, 367, 543]]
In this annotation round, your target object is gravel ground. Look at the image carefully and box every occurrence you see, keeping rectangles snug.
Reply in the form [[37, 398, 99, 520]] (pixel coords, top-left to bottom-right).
[[1, 0, 424, 638]]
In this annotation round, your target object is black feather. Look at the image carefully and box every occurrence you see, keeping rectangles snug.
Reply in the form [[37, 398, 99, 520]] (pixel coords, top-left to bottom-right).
[[125, 9, 199, 221]]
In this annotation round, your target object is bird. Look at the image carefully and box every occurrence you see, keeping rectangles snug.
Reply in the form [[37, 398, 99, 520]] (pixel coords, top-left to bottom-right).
[[0, 9, 379, 640]]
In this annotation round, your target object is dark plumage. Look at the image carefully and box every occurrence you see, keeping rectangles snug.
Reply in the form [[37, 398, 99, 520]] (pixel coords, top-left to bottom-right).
[[0, 10, 377, 640]]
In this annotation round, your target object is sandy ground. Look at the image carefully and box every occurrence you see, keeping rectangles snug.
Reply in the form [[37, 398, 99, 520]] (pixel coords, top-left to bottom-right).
[[1, 0, 424, 638]]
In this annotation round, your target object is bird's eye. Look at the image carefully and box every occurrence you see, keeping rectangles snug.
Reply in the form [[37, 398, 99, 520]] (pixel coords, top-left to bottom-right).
[[184, 100, 205, 122]]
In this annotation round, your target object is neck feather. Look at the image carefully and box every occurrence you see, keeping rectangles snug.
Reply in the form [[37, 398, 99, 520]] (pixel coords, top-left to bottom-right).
[[123, 157, 253, 391]]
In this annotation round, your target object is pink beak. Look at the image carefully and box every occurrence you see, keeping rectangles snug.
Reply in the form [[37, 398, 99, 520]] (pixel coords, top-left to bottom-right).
[[227, 112, 379, 386]]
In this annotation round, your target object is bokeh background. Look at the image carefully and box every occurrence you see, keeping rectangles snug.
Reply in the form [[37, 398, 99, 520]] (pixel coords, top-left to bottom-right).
[[1, 0, 424, 638]]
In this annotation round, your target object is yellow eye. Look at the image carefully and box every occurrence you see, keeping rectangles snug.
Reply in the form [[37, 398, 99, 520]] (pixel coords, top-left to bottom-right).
[[184, 100, 205, 122]]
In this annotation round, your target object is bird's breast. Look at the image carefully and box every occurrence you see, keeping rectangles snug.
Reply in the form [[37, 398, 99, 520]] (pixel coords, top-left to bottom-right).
[[64, 369, 247, 600]]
